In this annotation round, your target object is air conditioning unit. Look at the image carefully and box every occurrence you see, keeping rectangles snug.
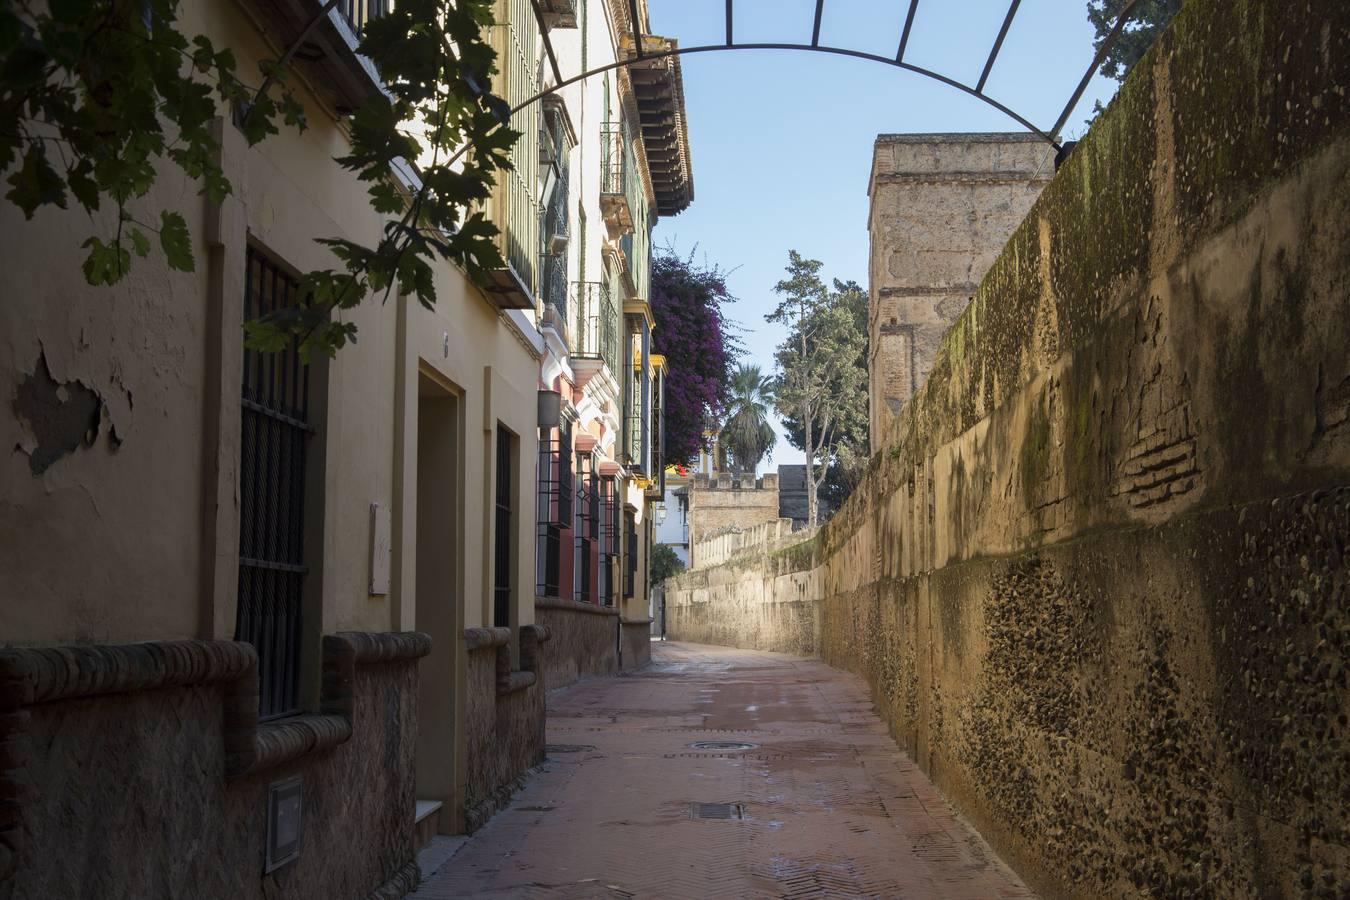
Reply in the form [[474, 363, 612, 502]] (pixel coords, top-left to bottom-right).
[[547, 226, 569, 257]]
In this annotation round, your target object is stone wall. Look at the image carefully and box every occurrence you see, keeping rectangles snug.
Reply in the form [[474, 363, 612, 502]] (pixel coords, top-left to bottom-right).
[[690, 517, 798, 570], [667, 0, 1350, 896], [686, 473, 780, 565], [535, 598, 619, 690], [666, 537, 821, 657], [462, 627, 546, 832], [867, 133, 1052, 447], [619, 619, 652, 670], [1, 634, 427, 900]]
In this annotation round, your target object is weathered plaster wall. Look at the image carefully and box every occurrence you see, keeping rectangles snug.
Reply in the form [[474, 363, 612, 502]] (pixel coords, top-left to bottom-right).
[[867, 133, 1052, 447], [536, 598, 618, 690], [668, 1, 1350, 896], [0, 0, 542, 650]]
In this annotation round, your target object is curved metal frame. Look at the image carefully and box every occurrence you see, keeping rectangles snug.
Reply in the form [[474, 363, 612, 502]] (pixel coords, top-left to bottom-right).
[[519, 0, 1147, 151]]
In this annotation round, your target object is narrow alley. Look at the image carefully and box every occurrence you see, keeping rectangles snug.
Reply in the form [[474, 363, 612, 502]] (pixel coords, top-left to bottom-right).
[[416, 642, 1032, 899]]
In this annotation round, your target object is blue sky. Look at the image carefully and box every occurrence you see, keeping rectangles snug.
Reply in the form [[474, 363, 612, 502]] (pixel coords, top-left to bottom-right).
[[646, 0, 1123, 466]]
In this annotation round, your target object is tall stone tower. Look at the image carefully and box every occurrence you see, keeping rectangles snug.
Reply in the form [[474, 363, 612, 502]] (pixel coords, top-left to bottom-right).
[[867, 133, 1053, 446]]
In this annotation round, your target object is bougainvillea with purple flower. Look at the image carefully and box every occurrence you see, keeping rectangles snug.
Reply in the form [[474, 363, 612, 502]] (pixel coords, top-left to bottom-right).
[[651, 250, 738, 465]]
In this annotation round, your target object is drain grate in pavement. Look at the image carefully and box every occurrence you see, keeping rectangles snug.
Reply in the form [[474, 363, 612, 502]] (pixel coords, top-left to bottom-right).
[[689, 740, 758, 751], [690, 802, 745, 820], [546, 744, 596, 754]]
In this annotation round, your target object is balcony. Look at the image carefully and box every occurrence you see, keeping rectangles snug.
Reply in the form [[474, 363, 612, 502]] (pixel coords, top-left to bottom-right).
[[569, 282, 618, 383], [599, 128, 634, 236], [538, 0, 578, 29], [339, 0, 389, 31], [245, 0, 387, 114]]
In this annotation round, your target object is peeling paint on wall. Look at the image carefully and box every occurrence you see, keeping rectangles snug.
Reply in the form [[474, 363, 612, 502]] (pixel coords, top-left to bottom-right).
[[12, 351, 109, 475]]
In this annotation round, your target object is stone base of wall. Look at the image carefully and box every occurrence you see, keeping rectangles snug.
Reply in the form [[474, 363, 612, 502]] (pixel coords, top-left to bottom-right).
[[666, 538, 820, 657], [535, 597, 618, 690], [618, 619, 652, 671], [0, 633, 429, 900], [462, 626, 547, 833]]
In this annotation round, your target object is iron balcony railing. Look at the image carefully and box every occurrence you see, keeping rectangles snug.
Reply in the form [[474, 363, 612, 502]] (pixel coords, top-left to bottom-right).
[[540, 253, 568, 323], [570, 281, 618, 374], [340, 0, 389, 32], [600, 126, 628, 197]]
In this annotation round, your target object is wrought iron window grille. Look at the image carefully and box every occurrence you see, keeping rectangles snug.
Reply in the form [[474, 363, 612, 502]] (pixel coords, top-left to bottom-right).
[[237, 246, 312, 721], [574, 451, 597, 603], [494, 428, 514, 628]]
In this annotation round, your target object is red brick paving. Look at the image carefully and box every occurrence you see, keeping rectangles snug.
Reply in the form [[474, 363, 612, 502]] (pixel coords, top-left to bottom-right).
[[415, 641, 1034, 899]]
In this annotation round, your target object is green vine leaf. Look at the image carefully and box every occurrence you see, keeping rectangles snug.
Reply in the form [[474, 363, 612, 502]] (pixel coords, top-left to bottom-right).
[[7, 147, 66, 218], [159, 211, 194, 272]]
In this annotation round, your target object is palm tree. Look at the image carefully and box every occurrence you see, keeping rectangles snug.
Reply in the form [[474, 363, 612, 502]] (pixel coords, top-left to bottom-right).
[[720, 364, 776, 475]]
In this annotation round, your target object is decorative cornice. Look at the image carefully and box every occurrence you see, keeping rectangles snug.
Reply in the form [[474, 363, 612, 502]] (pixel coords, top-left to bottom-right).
[[872, 172, 1052, 187], [535, 596, 620, 617], [0, 640, 254, 706], [878, 284, 979, 298], [464, 627, 512, 652]]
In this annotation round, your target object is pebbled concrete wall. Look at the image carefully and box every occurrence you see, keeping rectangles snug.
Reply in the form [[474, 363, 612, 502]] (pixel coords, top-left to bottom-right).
[[463, 641, 545, 832], [8, 660, 418, 900], [536, 598, 619, 690], [667, 0, 1350, 896], [619, 619, 652, 670]]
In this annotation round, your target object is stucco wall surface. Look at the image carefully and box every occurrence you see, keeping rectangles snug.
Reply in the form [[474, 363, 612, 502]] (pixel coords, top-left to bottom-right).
[[8, 661, 417, 900], [667, 1, 1350, 896], [536, 598, 618, 690]]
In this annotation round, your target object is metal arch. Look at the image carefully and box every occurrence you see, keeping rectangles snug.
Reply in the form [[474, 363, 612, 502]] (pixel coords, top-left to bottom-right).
[[510, 0, 1148, 152], [514, 42, 1058, 146]]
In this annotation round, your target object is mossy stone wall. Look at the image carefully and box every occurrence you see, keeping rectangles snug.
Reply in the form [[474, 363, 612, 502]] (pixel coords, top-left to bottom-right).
[[667, 0, 1350, 895]]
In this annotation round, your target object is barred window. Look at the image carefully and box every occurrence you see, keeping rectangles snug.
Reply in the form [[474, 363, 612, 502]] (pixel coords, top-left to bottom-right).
[[236, 246, 313, 720]]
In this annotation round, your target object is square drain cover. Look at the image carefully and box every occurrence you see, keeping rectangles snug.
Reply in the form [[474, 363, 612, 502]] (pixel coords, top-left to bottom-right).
[[691, 802, 745, 820]]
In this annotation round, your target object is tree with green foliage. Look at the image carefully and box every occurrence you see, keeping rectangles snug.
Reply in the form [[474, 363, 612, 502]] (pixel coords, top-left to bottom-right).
[[1, 0, 516, 359], [1087, 0, 1183, 81], [650, 542, 685, 586], [767, 252, 867, 528], [720, 363, 776, 475], [779, 278, 869, 513]]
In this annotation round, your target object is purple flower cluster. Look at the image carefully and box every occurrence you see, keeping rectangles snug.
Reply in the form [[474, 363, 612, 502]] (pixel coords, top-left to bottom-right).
[[650, 253, 737, 465]]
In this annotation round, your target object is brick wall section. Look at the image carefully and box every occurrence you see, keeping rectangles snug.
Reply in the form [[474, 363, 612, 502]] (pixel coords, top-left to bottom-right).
[[668, 0, 1350, 895]]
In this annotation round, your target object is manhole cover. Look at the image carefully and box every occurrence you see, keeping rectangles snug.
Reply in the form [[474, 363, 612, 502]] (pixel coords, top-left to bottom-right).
[[689, 740, 758, 751], [547, 744, 596, 754], [690, 802, 745, 820]]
